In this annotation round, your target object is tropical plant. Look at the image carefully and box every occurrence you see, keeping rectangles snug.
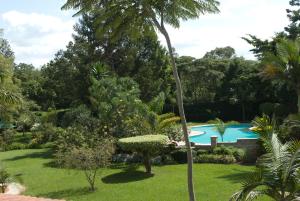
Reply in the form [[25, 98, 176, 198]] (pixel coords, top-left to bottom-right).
[[0, 55, 21, 107], [261, 38, 300, 113], [118, 135, 169, 174], [62, 1, 220, 199], [231, 133, 300, 201], [215, 118, 227, 142], [251, 114, 274, 141]]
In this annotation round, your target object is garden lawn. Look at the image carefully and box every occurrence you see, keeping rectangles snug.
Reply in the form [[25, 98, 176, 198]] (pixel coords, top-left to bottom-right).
[[0, 149, 270, 201]]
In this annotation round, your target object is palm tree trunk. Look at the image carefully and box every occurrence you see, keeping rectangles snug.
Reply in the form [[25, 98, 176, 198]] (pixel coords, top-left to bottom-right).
[[160, 26, 196, 201]]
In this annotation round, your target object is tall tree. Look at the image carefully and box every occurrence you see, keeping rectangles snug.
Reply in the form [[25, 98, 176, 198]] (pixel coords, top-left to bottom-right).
[[62, 1, 220, 200]]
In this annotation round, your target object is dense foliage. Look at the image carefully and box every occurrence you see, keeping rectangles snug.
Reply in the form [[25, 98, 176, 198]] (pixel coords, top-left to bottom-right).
[[118, 135, 169, 173], [231, 116, 300, 201]]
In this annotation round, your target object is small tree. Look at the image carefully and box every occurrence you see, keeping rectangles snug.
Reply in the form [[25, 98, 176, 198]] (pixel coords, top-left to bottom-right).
[[215, 118, 227, 142], [61, 139, 115, 191], [118, 135, 169, 174]]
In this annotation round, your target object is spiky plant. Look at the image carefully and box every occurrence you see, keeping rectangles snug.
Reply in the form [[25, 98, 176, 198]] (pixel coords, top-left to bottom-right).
[[230, 129, 300, 201]]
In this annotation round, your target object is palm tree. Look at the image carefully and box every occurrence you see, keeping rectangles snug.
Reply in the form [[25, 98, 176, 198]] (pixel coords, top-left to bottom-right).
[[62, 1, 220, 200], [231, 117, 300, 201], [215, 118, 227, 142], [261, 38, 300, 113], [0, 55, 21, 107]]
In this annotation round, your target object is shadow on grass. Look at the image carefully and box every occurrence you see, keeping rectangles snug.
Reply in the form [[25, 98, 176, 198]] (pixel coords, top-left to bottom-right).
[[216, 169, 253, 183], [37, 187, 92, 199], [102, 170, 154, 184], [3, 149, 54, 161]]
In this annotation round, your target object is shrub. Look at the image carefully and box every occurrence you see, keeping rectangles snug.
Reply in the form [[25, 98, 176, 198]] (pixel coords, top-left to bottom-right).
[[118, 135, 169, 173], [196, 149, 209, 155], [7, 142, 27, 150], [59, 139, 115, 191], [212, 146, 245, 162], [32, 123, 63, 145], [0, 165, 10, 193], [195, 154, 236, 164], [61, 105, 92, 128], [0, 129, 17, 151], [170, 148, 197, 164], [112, 153, 142, 164], [162, 123, 183, 141], [213, 145, 234, 155], [232, 148, 246, 162]]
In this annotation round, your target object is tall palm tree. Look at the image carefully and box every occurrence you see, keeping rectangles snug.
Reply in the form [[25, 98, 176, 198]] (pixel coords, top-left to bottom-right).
[[62, 1, 220, 200], [262, 38, 300, 113], [231, 117, 300, 201]]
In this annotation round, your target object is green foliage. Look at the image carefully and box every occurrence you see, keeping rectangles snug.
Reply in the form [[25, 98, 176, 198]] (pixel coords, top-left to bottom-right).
[[0, 164, 10, 193], [118, 135, 169, 173], [231, 132, 300, 201], [13, 63, 44, 104], [212, 146, 245, 162], [0, 54, 22, 120], [6, 142, 27, 150], [0, 149, 270, 201], [195, 154, 236, 164], [59, 139, 115, 191], [280, 113, 300, 141], [170, 148, 197, 164], [252, 114, 274, 141], [118, 135, 169, 154], [161, 123, 183, 141], [32, 123, 63, 145], [203, 46, 236, 59], [215, 118, 228, 142], [261, 38, 300, 113], [61, 105, 92, 128], [0, 129, 16, 151]]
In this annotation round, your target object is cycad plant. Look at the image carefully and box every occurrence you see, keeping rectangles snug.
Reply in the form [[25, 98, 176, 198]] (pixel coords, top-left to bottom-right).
[[231, 116, 300, 201]]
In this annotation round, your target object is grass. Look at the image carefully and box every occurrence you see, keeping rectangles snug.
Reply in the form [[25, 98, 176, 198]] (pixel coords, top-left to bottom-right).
[[0, 149, 271, 201]]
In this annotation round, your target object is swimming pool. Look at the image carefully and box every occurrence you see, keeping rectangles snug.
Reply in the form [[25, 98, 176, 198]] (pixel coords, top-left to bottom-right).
[[189, 124, 258, 144]]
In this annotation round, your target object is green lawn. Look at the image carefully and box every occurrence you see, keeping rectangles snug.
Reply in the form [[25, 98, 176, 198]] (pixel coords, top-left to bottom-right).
[[0, 149, 270, 201]]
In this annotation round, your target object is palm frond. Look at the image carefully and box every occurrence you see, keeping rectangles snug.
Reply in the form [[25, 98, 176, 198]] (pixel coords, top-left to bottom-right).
[[158, 115, 181, 131], [0, 89, 22, 105]]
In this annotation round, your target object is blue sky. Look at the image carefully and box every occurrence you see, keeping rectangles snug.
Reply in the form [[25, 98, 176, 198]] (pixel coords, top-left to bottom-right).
[[0, 0, 291, 67]]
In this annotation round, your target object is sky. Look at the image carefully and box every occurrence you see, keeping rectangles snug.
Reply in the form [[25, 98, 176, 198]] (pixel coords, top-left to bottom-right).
[[0, 0, 291, 67]]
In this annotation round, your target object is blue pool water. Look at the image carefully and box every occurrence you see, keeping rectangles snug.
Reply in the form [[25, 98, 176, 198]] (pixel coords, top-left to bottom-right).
[[189, 124, 258, 144]]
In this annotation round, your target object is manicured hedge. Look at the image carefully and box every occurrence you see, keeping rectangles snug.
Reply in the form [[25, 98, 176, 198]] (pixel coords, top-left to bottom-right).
[[118, 135, 169, 173], [195, 154, 236, 164], [118, 135, 169, 154]]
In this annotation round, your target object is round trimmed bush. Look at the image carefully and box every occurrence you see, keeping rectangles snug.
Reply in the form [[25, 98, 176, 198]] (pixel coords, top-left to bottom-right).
[[118, 135, 169, 173]]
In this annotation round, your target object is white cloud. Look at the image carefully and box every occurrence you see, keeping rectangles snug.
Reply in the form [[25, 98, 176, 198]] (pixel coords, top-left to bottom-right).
[[0, 1, 292, 65], [1, 10, 75, 67], [158, 0, 290, 59]]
